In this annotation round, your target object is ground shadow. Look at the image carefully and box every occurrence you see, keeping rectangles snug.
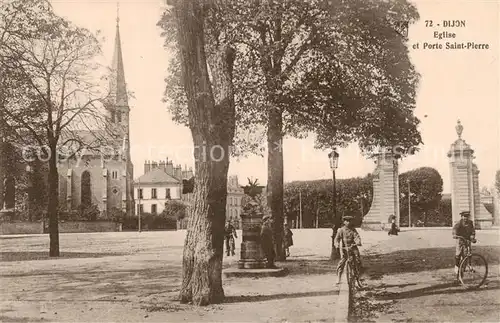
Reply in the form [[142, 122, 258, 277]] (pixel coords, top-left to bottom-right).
[[364, 245, 500, 279], [373, 279, 500, 301], [276, 258, 336, 277], [3, 265, 183, 302], [223, 289, 339, 304], [0, 315, 46, 322], [0, 251, 124, 262]]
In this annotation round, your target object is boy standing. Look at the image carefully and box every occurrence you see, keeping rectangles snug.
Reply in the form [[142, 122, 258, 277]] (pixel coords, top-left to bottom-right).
[[334, 215, 362, 284]]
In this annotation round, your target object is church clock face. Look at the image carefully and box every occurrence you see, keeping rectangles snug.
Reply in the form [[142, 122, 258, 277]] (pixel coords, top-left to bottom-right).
[[112, 187, 120, 195]]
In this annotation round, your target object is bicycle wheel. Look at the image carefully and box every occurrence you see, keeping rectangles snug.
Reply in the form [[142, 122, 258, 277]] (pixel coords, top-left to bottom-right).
[[347, 261, 359, 290], [459, 254, 488, 288], [352, 263, 363, 289]]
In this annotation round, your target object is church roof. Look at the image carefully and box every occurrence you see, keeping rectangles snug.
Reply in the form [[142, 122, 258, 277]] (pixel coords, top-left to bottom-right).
[[135, 168, 180, 185], [58, 129, 126, 156]]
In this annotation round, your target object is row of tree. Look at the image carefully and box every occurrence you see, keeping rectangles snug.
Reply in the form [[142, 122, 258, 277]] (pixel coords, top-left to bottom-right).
[[282, 167, 449, 228]]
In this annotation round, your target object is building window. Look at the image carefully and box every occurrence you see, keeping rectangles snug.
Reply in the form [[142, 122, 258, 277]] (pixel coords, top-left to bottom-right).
[[138, 188, 143, 199], [151, 204, 157, 214], [81, 171, 91, 207], [112, 170, 118, 179], [117, 111, 122, 123], [151, 188, 157, 199], [138, 204, 143, 214], [111, 111, 116, 123], [166, 188, 171, 199]]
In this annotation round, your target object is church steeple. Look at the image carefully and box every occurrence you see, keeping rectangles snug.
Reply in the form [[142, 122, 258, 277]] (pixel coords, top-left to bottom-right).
[[108, 3, 128, 109]]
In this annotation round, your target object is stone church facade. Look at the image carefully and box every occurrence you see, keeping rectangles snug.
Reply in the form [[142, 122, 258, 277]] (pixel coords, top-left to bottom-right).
[[57, 17, 134, 216]]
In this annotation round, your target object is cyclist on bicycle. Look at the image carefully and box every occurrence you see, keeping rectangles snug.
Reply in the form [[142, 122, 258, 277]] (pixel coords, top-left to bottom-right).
[[334, 215, 362, 284], [452, 211, 476, 274]]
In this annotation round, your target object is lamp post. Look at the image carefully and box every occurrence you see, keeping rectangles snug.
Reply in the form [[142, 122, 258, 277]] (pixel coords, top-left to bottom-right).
[[407, 178, 411, 227], [328, 149, 340, 260], [25, 165, 32, 222], [138, 179, 142, 233]]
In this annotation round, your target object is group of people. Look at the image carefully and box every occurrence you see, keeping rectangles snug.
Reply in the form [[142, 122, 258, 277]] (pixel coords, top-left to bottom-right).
[[333, 210, 477, 283], [225, 209, 477, 281]]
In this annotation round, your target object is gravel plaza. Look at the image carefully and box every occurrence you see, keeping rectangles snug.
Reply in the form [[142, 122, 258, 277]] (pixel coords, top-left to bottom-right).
[[1, 228, 499, 322]]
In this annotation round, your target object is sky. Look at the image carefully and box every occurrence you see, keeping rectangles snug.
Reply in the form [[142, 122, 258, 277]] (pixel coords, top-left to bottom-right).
[[50, 0, 500, 193]]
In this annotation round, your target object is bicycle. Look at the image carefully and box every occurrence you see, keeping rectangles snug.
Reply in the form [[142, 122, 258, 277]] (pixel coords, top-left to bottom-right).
[[340, 244, 363, 290], [455, 236, 488, 289]]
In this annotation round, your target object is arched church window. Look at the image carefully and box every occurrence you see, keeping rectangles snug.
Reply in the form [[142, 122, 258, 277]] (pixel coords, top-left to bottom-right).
[[81, 171, 91, 207], [117, 111, 122, 123]]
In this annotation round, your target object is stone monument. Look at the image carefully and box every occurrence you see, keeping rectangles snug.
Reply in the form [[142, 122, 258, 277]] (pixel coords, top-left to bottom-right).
[[224, 179, 287, 277], [362, 150, 400, 230], [238, 180, 266, 269], [448, 120, 493, 229]]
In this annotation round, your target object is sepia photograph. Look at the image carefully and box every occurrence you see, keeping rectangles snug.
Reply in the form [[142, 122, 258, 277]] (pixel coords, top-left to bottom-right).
[[1, 0, 499, 322]]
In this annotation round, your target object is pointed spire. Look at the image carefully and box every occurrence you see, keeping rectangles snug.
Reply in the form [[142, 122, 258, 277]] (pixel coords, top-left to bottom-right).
[[116, 2, 120, 26], [109, 2, 128, 109]]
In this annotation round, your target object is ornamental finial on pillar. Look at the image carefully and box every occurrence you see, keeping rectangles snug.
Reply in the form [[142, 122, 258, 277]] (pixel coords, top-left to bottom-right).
[[456, 119, 463, 139]]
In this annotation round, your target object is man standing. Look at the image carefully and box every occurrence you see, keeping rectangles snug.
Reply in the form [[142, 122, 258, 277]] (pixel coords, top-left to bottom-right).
[[261, 215, 276, 268], [452, 211, 476, 274], [225, 220, 237, 256]]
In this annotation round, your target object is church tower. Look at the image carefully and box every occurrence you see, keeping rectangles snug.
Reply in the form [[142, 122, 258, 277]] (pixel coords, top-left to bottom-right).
[[106, 7, 134, 215], [107, 9, 129, 136]]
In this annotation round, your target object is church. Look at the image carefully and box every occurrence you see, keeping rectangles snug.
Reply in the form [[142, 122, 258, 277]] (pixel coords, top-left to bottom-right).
[[57, 16, 134, 216]]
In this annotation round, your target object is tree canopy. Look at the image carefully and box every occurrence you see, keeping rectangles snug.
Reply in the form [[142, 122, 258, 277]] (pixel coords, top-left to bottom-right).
[[159, 0, 422, 155], [1, 0, 113, 256], [399, 167, 444, 226]]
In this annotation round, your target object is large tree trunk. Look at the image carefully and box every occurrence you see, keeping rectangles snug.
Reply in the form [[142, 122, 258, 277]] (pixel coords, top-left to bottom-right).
[[47, 145, 59, 257], [174, 0, 236, 306], [267, 107, 285, 261]]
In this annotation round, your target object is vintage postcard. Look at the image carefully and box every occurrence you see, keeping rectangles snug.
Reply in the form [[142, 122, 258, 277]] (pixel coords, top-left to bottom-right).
[[1, 0, 498, 322]]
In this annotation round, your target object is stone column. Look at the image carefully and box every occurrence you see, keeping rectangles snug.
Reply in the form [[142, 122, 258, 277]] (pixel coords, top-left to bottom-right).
[[66, 169, 72, 210], [493, 192, 500, 226], [238, 210, 266, 269], [102, 168, 108, 212], [121, 169, 127, 212], [448, 120, 492, 228], [362, 151, 400, 230]]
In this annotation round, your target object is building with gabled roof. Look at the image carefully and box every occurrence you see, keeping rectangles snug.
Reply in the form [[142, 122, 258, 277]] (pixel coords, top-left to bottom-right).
[[134, 160, 193, 215]]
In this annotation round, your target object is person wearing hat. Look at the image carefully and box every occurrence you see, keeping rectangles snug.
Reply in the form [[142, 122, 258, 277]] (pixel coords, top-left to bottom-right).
[[334, 215, 363, 284], [260, 214, 276, 268], [452, 211, 476, 274]]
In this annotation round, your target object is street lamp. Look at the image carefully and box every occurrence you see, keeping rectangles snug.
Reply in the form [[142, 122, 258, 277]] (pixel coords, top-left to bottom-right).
[[328, 149, 340, 260], [25, 165, 32, 222], [407, 178, 411, 228]]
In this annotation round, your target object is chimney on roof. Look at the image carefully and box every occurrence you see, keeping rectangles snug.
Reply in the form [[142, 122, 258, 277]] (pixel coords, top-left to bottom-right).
[[144, 160, 151, 174], [159, 160, 166, 173], [174, 164, 182, 179], [166, 160, 174, 175]]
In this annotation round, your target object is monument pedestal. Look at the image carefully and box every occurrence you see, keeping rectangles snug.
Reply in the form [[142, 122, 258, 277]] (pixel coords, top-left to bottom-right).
[[237, 211, 266, 269]]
